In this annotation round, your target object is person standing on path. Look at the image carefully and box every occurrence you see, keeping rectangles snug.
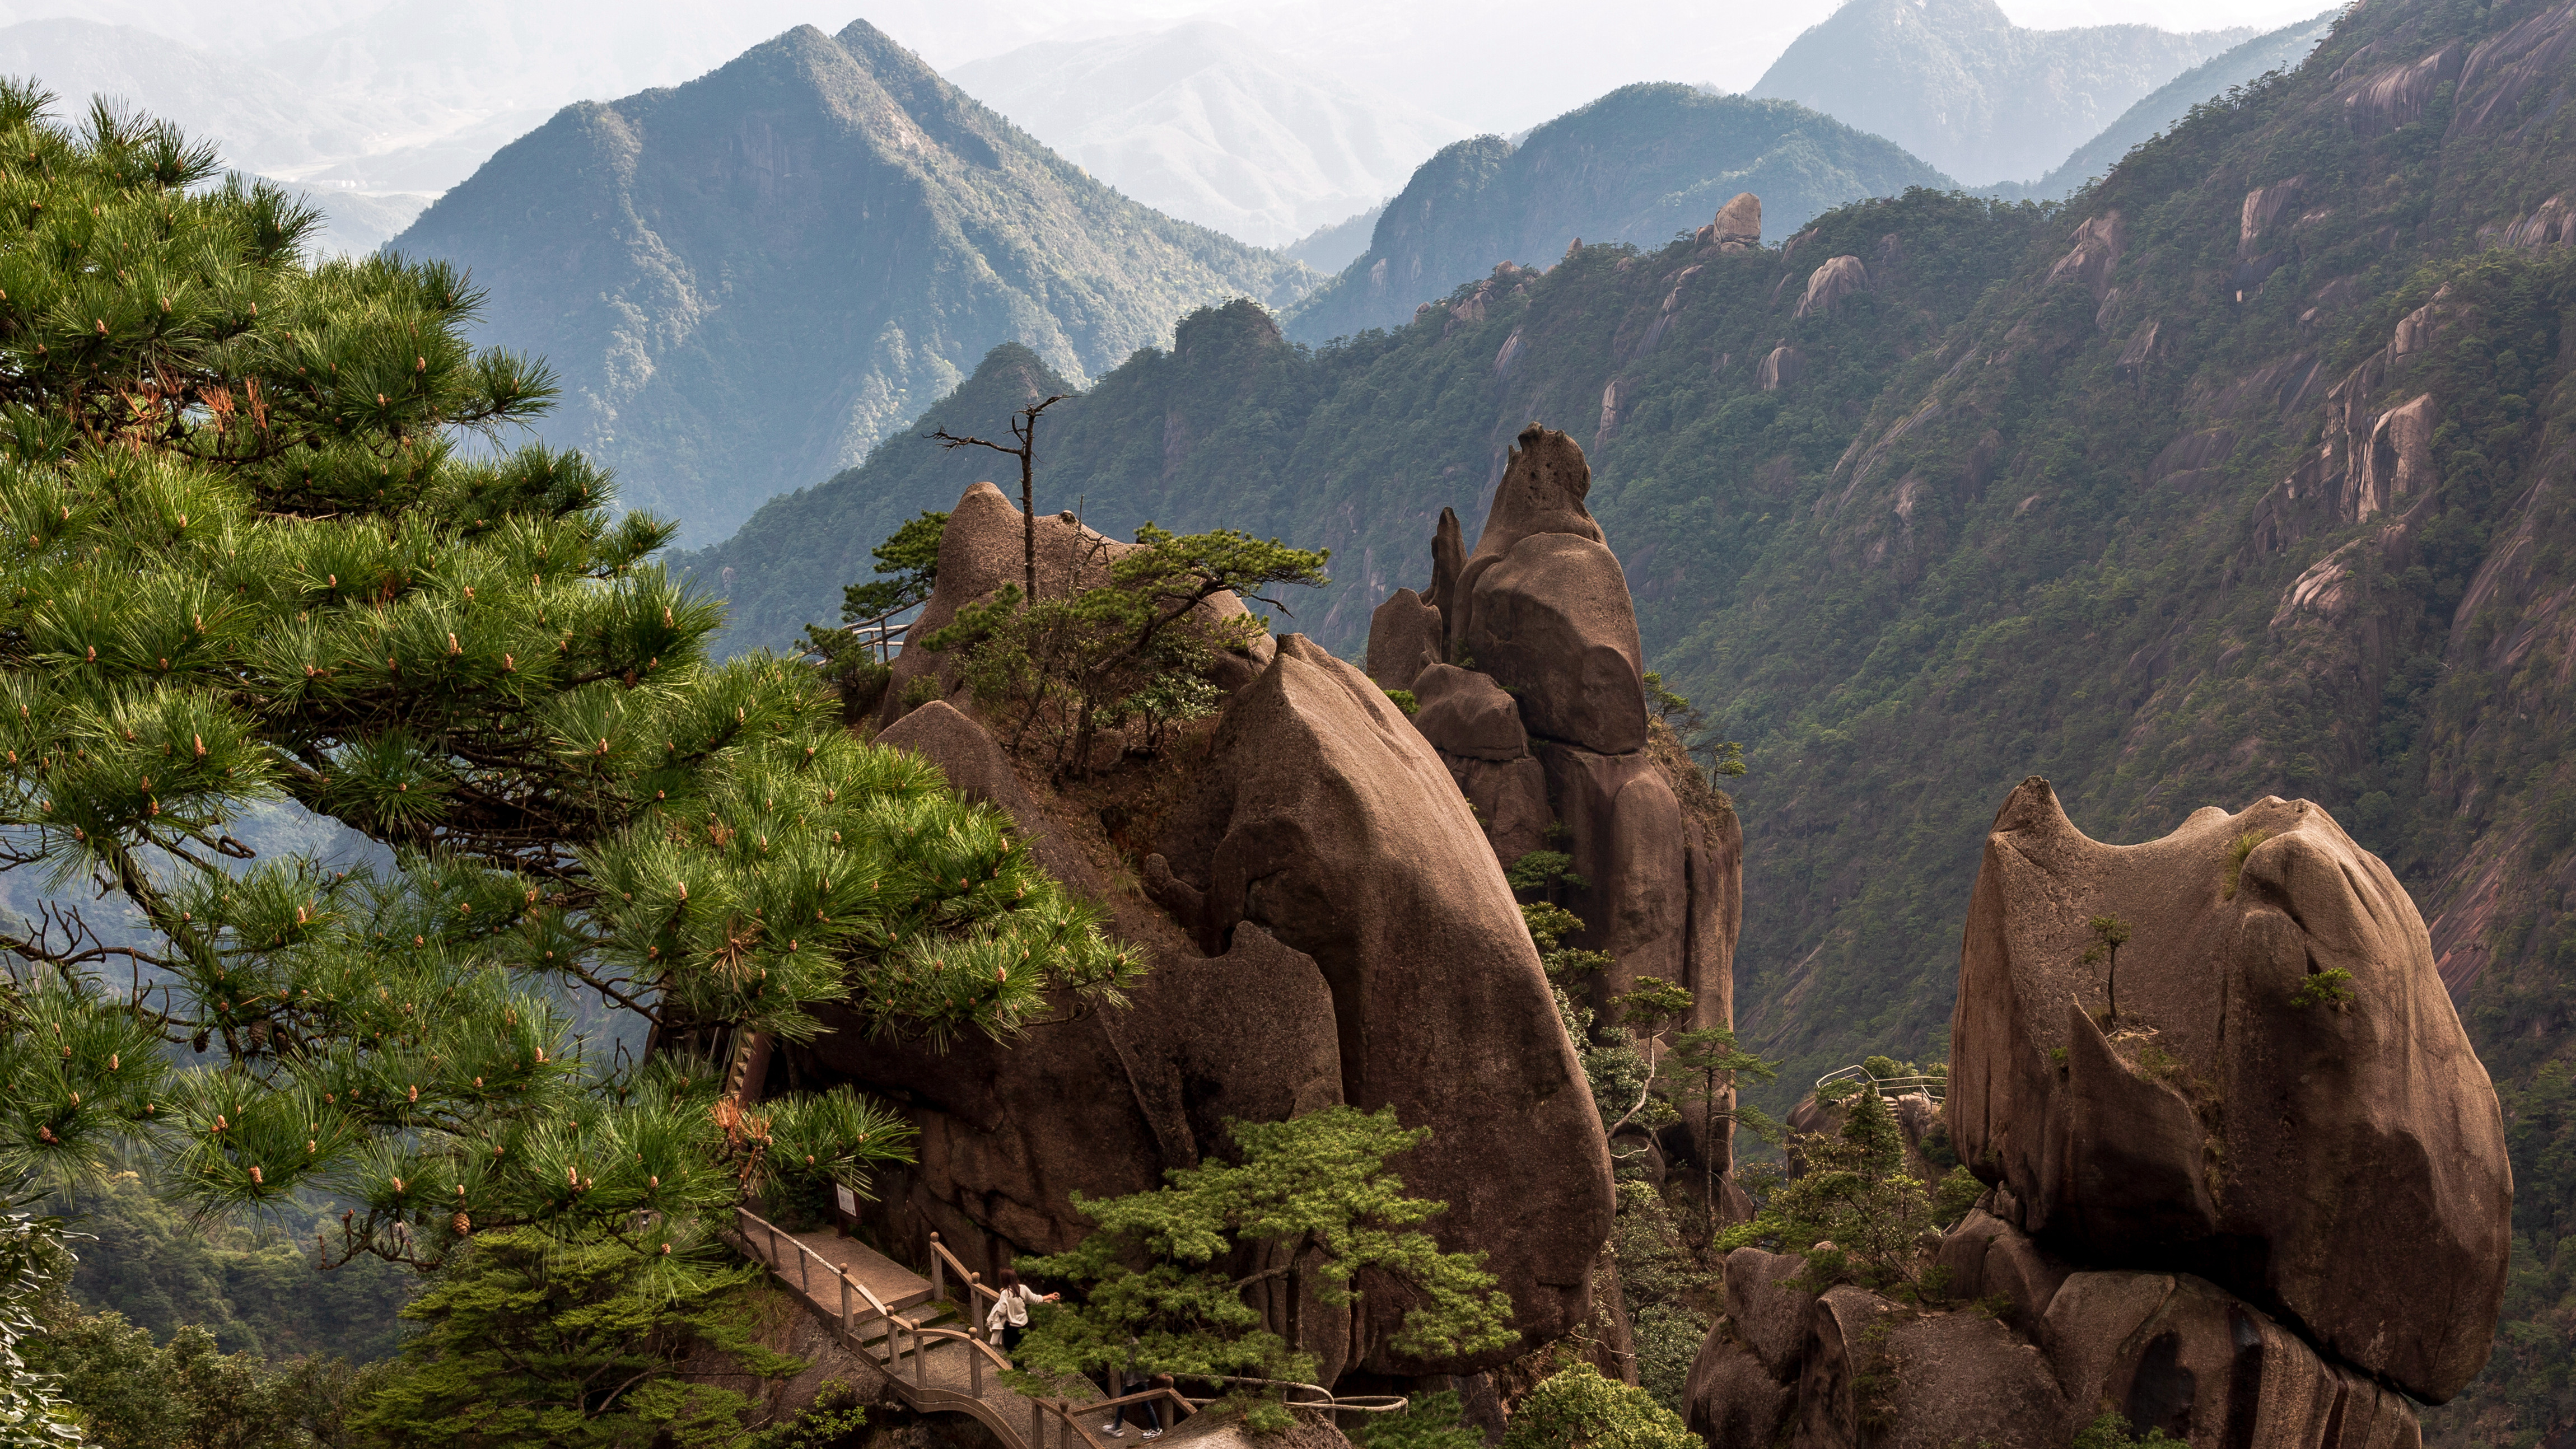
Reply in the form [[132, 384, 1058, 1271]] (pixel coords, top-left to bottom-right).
[[985, 1267, 1057, 1357]]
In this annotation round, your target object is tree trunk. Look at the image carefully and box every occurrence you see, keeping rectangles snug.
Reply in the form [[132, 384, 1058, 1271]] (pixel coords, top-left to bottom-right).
[[1020, 446, 1037, 606]]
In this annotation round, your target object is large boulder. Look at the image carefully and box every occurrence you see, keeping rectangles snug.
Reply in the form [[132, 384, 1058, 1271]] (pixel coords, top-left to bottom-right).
[[1948, 779, 2511, 1401], [1933, 1207, 2070, 1343], [1410, 663, 1527, 761], [798, 919, 1355, 1369], [2042, 1272, 2423, 1448], [1684, 1325, 1792, 1449], [1373, 426, 1743, 1191], [1365, 587, 1443, 691], [1698, 192, 1762, 251], [1463, 535, 1646, 754], [1721, 1247, 1813, 1379], [1446, 755, 1551, 866], [1147, 634, 1613, 1373], [875, 699, 1105, 900]]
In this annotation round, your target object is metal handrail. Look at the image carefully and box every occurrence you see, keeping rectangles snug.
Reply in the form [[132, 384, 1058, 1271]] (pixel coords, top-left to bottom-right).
[[1813, 1064, 1947, 1103]]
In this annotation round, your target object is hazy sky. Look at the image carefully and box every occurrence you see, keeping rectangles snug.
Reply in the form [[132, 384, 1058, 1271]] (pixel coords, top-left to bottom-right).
[[31, 0, 2339, 108]]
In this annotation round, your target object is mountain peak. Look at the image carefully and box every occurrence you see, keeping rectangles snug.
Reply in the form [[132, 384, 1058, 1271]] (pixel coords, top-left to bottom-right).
[[394, 20, 1311, 545]]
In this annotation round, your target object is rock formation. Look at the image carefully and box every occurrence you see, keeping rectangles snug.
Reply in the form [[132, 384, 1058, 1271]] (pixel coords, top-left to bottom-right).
[[878, 480, 1273, 727], [1685, 779, 2510, 1446], [1950, 779, 2510, 1401], [1694, 193, 1763, 252], [782, 484, 1612, 1383], [1364, 423, 1742, 1181]]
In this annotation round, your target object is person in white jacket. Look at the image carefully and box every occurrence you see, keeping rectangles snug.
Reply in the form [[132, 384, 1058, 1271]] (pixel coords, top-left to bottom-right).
[[985, 1266, 1057, 1356]]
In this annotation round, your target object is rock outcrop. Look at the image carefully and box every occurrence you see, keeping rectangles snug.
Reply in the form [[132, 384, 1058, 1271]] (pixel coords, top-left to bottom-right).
[[1793, 256, 1870, 319], [1143, 634, 1613, 1372], [879, 480, 1272, 727], [790, 485, 1611, 1383], [1690, 1217, 2429, 1448], [1685, 779, 2504, 1445], [1695, 192, 1763, 252], [1949, 779, 2511, 1401], [1364, 424, 1743, 1182]]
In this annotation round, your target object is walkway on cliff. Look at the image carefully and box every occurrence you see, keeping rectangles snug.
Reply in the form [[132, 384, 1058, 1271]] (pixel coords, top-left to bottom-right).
[[732, 1207, 1194, 1449]]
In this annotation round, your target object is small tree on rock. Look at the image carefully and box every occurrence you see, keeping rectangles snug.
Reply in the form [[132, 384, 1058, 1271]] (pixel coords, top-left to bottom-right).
[[1012, 1106, 1514, 1399]]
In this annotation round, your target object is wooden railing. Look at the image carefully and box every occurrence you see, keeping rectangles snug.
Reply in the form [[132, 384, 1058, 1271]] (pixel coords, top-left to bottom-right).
[[734, 1207, 1408, 1448]]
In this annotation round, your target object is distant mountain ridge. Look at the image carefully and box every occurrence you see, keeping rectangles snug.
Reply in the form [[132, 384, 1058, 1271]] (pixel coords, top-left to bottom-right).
[[1282, 84, 1950, 344], [950, 21, 1464, 249], [1989, 7, 2340, 200], [392, 18, 1315, 545], [1749, 0, 2251, 185]]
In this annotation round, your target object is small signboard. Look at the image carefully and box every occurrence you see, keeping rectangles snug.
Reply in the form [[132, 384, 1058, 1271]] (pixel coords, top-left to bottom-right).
[[834, 1184, 858, 1217]]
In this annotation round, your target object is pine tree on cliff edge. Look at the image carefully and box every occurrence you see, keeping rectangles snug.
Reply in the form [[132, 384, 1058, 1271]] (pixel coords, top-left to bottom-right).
[[0, 86, 1141, 1273]]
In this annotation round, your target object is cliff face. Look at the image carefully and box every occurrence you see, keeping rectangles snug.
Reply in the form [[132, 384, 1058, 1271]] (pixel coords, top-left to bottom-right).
[[393, 20, 1311, 544]]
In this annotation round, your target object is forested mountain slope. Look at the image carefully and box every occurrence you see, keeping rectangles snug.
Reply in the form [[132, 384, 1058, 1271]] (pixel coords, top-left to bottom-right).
[[1748, 0, 2250, 185], [393, 19, 1313, 544], [679, 189, 2035, 658], [692, 0, 2576, 1429], [1280, 85, 1952, 343]]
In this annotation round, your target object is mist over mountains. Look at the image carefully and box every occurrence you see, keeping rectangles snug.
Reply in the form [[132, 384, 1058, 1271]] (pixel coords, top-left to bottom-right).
[[950, 22, 1463, 249], [1750, 0, 2252, 184]]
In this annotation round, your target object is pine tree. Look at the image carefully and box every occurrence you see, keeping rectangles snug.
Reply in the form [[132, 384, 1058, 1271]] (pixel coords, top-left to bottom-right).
[[0, 86, 1141, 1274], [1012, 1107, 1515, 1396], [1658, 1027, 1779, 1235]]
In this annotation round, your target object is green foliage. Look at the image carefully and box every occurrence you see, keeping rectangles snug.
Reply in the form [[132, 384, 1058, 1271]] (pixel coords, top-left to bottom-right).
[[1014, 1106, 1514, 1389], [837, 512, 947, 624], [0, 90, 1139, 1284], [1506, 851, 1590, 901], [1607, 1182, 1715, 1415], [2289, 967, 2357, 1011], [1613, 979, 1695, 1036], [1348, 1390, 1484, 1449], [1382, 689, 1418, 716], [741, 1382, 866, 1449], [1931, 1166, 1983, 1228], [1498, 1364, 1696, 1449], [348, 1228, 790, 1449], [2221, 829, 2271, 900], [54, 1172, 413, 1362], [2070, 1411, 2186, 1448], [0, 1193, 80, 1447], [25, 1300, 383, 1449], [1522, 903, 1611, 981], [1718, 1088, 1932, 1295], [926, 525, 1327, 774]]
